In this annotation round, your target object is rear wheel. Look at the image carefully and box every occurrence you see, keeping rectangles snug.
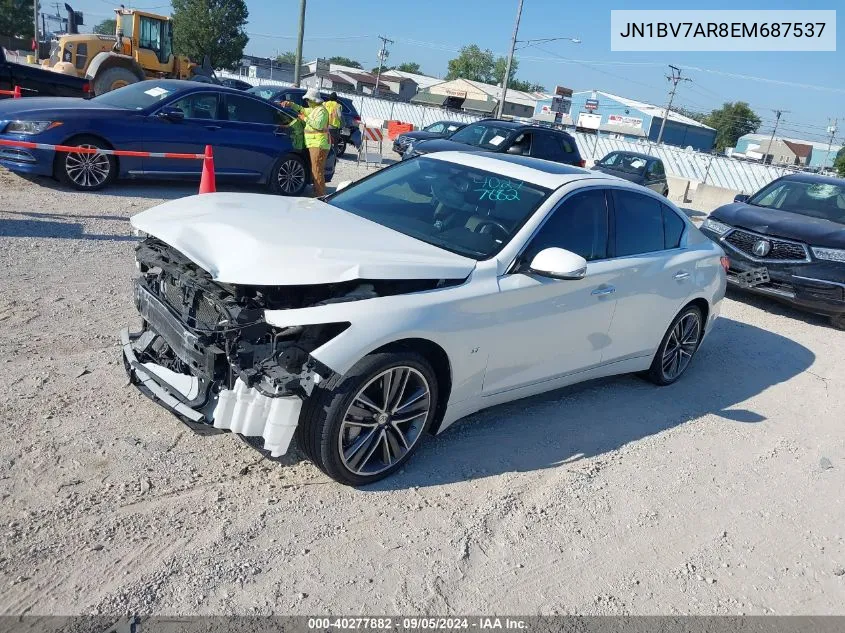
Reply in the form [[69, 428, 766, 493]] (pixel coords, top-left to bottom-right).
[[645, 305, 703, 385], [296, 352, 437, 486], [831, 313, 845, 330], [55, 136, 116, 191], [93, 67, 138, 96], [270, 154, 307, 196]]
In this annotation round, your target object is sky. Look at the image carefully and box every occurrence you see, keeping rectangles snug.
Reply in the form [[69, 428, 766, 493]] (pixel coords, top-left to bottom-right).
[[68, 0, 843, 145]]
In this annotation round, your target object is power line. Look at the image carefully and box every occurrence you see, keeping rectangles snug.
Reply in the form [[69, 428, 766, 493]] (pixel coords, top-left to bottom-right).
[[373, 35, 394, 95], [656, 66, 691, 145]]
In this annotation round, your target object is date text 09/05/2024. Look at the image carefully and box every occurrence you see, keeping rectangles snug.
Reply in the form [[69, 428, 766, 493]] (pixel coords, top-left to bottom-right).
[[306, 617, 528, 630]]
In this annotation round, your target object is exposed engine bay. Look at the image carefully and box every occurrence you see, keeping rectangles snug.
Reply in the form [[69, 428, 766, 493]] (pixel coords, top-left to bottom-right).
[[129, 237, 459, 412]]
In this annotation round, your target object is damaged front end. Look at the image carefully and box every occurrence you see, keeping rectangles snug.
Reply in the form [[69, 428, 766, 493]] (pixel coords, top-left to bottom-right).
[[122, 238, 372, 456]]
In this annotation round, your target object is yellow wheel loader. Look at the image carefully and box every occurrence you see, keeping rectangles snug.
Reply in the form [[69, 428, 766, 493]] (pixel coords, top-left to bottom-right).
[[44, 6, 215, 95]]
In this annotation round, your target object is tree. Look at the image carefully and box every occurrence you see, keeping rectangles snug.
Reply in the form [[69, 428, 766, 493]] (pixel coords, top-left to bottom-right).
[[492, 55, 517, 85], [671, 106, 706, 124], [275, 51, 296, 64], [172, 0, 249, 69], [702, 102, 762, 152], [446, 44, 495, 82], [396, 61, 421, 74], [0, 0, 36, 39], [371, 65, 392, 74], [328, 56, 362, 69], [509, 79, 545, 93], [835, 147, 845, 178], [93, 18, 116, 35]]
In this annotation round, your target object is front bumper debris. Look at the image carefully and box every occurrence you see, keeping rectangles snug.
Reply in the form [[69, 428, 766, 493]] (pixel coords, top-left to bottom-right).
[[121, 328, 303, 457]]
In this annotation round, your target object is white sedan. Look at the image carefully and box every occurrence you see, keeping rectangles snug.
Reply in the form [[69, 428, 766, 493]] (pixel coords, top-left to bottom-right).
[[123, 151, 727, 485]]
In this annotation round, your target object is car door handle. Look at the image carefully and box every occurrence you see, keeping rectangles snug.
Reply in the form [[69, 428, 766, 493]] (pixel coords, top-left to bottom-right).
[[204, 125, 221, 131], [591, 286, 616, 296], [674, 271, 691, 280]]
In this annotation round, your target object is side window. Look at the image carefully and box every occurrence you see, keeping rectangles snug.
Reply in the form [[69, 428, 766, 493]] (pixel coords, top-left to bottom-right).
[[530, 133, 561, 160], [510, 132, 532, 155], [522, 189, 609, 264], [169, 93, 220, 120], [557, 135, 575, 156], [648, 161, 665, 177], [427, 123, 445, 133], [282, 92, 304, 106], [225, 95, 283, 124], [75, 43, 87, 70], [663, 204, 686, 249], [612, 190, 665, 256]]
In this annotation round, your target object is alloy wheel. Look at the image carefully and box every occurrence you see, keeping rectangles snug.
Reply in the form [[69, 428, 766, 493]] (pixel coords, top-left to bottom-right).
[[64, 144, 111, 189], [338, 366, 431, 476], [277, 158, 306, 194], [661, 312, 701, 380]]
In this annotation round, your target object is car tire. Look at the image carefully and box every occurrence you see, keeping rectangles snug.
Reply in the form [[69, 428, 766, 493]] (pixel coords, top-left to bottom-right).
[[335, 137, 347, 157], [830, 313, 845, 330], [645, 305, 704, 386], [296, 351, 438, 486], [93, 67, 138, 96], [270, 153, 308, 196], [662, 188, 669, 197], [55, 135, 116, 191]]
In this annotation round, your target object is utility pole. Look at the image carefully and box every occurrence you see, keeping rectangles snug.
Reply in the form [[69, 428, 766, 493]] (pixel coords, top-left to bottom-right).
[[765, 109, 790, 165], [33, 0, 40, 62], [293, 0, 306, 87], [373, 35, 394, 96], [655, 65, 691, 145], [824, 118, 838, 172], [496, 0, 524, 119]]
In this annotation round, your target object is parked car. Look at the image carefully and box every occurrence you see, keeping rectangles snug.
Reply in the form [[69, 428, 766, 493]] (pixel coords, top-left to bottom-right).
[[402, 119, 585, 167], [393, 120, 466, 156], [122, 151, 726, 485], [247, 86, 362, 156], [700, 173, 845, 329], [219, 78, 253, 91], [0, 79, 334, 194], [592, 151, 668, 196], [1, 47, 92, 98]]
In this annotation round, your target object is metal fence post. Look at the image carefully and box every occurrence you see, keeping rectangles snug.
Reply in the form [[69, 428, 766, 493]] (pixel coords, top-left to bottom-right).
[[591, 132, 600, 159], [703, 153, 715, 184], [389, 101, 395, 123]]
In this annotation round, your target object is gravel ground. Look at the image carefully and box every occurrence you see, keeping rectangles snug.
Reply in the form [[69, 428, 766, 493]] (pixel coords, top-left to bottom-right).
[[1, 156, 844, 617]]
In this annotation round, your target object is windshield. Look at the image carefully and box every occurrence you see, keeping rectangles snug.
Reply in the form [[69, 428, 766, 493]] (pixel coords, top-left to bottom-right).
[[93, 82, 179, 109], [597, 152, 648, 174], [327, 157, 550, 259], [448, 122, 516, 150], [748, 179, 845, 224]]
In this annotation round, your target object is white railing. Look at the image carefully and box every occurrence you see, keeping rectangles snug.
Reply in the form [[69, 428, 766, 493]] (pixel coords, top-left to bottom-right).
[[221, 70, 800, 193]]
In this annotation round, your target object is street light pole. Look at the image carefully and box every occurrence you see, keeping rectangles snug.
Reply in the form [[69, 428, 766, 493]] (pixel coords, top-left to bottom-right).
[[293, 0, 306, 87], [656, 65, 690, 146], [33, 0, 40, 62], [496, 0, 524, 119]]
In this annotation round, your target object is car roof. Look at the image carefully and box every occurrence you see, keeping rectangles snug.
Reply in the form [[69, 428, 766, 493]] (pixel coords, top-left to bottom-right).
[[473, 118, 574, 135], [424, 151, 614, 189], [603, 150, 657, 161], [780, 172, 845, 186]]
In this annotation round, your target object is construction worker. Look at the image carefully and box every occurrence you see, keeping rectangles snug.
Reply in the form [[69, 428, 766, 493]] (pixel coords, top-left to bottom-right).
[[281, 88, 330, 197], [325, 92, 343, 149]]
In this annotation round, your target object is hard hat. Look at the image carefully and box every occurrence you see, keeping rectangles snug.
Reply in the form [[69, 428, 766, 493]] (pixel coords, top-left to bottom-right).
[[304, 88, 323, 103]]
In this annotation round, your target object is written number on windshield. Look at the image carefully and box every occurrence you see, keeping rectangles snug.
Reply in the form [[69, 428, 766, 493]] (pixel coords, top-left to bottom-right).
[[476, 176, 524, 201]]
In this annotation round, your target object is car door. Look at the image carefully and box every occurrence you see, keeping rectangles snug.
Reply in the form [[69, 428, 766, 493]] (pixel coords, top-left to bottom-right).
[[601, 189, 695, 363], [527, 131, 561, 162], [482, 188, 624, 395], [645, 160, 667, 193], [216, 93, 296, 181], [142, 91, 222, 177]]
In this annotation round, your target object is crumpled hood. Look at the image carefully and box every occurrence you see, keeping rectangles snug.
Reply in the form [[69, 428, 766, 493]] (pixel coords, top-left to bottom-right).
[[130, 193, 477, 285], [712, 202, 845, 249]]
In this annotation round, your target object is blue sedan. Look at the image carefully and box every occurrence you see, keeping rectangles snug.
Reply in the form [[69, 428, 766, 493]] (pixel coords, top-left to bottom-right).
[[0, 79, 334, 194]]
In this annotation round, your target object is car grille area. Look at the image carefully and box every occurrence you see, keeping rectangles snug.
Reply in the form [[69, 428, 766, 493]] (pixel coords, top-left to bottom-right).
[[724, 229, 808, 262]]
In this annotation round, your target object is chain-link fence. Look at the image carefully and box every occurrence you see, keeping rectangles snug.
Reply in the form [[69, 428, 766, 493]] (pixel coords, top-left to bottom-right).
[[222, 70, 803, 194]]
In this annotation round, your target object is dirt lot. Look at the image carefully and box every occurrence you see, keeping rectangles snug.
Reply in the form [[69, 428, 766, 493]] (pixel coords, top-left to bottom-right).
[[1, 159, 843, 617]]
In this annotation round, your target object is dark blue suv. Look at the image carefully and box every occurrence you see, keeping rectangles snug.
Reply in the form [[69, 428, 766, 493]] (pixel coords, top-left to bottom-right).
[[248, 86, 362, 156]]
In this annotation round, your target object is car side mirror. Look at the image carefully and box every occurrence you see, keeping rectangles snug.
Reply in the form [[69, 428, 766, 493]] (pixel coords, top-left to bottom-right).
[[734, 194, 750, 203], [528, 247, 587, 280], [156, 107, 184, 122], [335, 180, 352, 192]]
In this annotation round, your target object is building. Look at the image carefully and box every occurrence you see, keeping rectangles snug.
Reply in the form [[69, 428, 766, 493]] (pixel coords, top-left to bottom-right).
[[733, 134, 842, 170], [411, 77, 542, 118], [568, 90, 716, 151], [235, 55, 296, 83], [300, 60, 441, 101]]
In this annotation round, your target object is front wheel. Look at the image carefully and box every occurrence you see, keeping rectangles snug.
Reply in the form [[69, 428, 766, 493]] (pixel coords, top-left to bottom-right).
[[55, 136, 116, 191], [335, 137, 347, 157], [296, 352, 438, 486], [645, 305, 703, 385], [270, 154, 307, 196]]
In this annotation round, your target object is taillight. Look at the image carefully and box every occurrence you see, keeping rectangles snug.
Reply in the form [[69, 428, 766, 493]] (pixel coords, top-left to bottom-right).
[[720, 256, 730, 273], [353, 116, 361, 125], [578, 159, 586, 168], [82, 82, 91, 95]]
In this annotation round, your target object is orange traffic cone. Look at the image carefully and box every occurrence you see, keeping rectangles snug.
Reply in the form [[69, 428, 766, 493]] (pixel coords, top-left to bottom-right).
[[13, 86, 21, 99], [199, 145, 216, 194]]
